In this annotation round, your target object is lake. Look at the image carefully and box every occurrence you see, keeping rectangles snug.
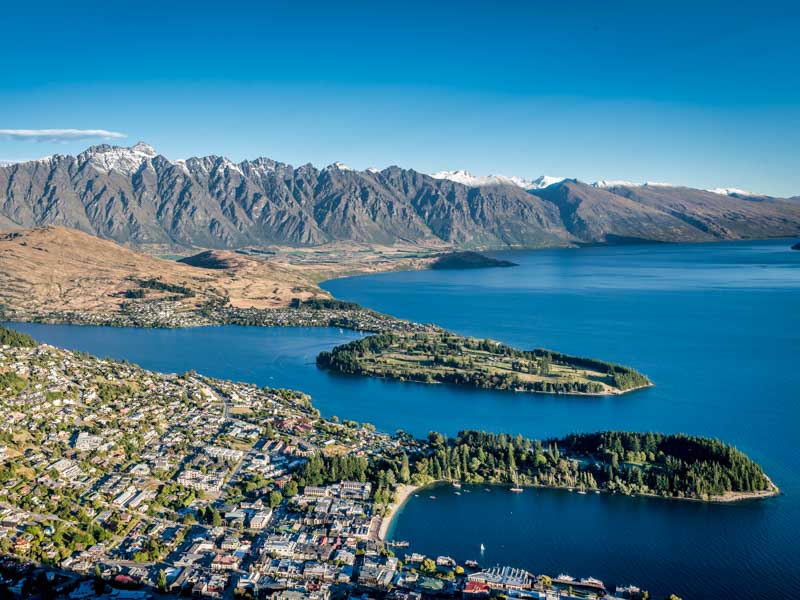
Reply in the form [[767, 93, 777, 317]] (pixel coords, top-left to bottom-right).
[[8, 238, 800, 599]]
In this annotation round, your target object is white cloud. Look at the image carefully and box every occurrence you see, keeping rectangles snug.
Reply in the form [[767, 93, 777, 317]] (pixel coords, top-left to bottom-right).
[[0, 129, 127, 142]]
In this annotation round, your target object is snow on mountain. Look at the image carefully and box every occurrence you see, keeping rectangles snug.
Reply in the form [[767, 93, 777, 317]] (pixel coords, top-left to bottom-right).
[[327, 161, 355, 172], [81, 141, 158, 174], [431, 169, 484, 186], [431, 170, 565, 190], [527, 175, 567, 189], [709, 187, 759, 197], [593, 180, 642, 188], [593, 180, 676, 189]]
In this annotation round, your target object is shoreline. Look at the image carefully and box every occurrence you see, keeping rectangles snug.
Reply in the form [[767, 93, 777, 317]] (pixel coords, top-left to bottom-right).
[[376, 477, 780, 540], [376, 483, 424, 542]]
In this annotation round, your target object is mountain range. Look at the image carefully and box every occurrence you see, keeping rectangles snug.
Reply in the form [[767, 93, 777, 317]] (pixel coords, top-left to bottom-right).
[[1, 142, 798, 251]]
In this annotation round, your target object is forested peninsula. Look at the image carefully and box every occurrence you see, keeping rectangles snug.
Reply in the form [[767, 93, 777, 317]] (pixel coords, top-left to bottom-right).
[[316, 331, 651, 395], [364, 430, 777, 503]]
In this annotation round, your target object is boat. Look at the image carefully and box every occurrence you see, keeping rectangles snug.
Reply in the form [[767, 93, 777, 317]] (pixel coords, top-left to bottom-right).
[[429, 495, 437, 500], [555, 574, 576, 584], [480, 543, 486, 553], [580, 577, 606, 590], [387, 540, 410, 548], [509, 487, 524, 493], [452, 481, 462, 489], [454, 491, 461, 496], [465, 560, 479, 569], [577, 490, 587, 495]]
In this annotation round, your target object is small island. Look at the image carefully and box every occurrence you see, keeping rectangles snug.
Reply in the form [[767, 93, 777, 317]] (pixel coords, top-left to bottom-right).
[[317, 331, 651, 395], [430, 251, 518, 270]]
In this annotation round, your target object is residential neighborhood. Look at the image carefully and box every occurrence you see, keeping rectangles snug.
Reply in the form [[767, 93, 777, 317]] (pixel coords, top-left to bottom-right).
[[0, 337, 648, 600]]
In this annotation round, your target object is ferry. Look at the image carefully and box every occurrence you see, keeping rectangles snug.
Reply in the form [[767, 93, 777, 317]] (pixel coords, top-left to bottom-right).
[[580, 577, 606, 590], [509, 487, 524, 493]]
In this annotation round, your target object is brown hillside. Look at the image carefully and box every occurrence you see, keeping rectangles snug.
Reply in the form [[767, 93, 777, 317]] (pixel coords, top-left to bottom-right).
[[0, 227, 324, 317]]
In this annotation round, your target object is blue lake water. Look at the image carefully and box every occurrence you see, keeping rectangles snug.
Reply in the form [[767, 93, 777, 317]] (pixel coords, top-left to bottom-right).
[[7, 238, 800, 599]]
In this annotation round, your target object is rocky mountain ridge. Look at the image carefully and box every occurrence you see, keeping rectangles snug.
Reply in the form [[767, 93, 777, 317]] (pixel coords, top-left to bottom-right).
[[1, 143, 799, 250]]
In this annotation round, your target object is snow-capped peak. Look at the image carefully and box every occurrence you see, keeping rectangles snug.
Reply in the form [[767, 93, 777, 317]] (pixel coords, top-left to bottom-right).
[[366, 167, 381, 174], [431, 170, 565, 190], [81, 141, 158, 174], [527, 175, 567, 189], [328, 161, 354, 172], [131, 141, 157, 156]]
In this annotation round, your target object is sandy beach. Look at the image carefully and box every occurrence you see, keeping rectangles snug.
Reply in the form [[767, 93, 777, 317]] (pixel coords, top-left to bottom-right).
[[376, 483, 420, 541]]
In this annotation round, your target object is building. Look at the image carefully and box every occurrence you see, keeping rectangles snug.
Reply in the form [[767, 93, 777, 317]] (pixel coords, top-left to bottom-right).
[[338, 481, 372, 500], [249, 509, 273, 530], [468, 566, 534, 591]]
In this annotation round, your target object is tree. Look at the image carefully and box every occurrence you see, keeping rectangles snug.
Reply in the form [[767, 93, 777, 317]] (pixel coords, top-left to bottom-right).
[[284, 480, 298, 497], [399, 454, 411, 484], [93, 565, 104, 594], [211, 508, 222, 527], [157, 569, 167, 593], [421, 558, 436, 573], [269, 491, 283, 509]]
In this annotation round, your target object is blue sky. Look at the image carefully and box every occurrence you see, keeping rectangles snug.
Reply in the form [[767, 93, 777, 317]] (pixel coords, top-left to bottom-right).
[[1, 0, 799, 195]]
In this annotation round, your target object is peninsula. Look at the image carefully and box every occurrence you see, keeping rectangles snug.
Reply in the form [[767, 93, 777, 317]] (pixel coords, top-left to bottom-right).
[[316, 331, 652, 395]]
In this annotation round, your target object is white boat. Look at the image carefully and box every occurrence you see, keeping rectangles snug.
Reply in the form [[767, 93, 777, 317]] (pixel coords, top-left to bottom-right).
[[480, 543, 486, 553]]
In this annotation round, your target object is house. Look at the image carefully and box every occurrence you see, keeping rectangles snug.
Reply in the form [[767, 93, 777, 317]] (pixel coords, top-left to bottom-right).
[[249, 509, 272, 530], [211, 554, 241, 572]]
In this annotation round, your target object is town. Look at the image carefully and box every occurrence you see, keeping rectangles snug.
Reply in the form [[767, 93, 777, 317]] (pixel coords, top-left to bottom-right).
[[2, 295, 440, 335], [0, 329, 653, 600]]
